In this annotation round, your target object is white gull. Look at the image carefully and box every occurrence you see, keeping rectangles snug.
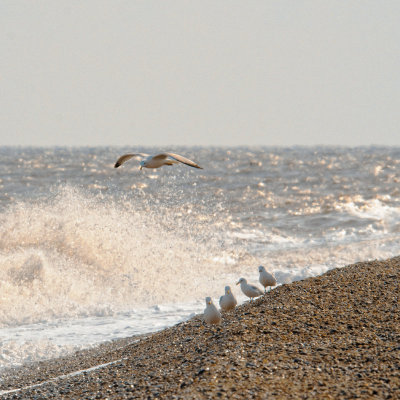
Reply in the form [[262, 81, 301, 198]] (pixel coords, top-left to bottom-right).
[[258, 265, 277, 293], [236, 278, 263, 301], [203, 297, 221, 325], [114, 152, 203, 170], [219, 286, 237, 311]]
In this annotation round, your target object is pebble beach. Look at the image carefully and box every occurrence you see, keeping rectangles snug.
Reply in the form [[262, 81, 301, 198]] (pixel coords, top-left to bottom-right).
[[1, 257, 399, 399]]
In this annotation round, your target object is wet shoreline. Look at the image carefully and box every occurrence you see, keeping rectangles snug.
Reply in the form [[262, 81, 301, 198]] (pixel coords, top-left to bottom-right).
[[1, 257, 399, 399]]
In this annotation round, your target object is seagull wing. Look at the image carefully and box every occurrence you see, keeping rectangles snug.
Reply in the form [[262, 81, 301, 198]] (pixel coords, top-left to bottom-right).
[[114, 153, 149, 168], [152, 153, 203, 169], [249, 284, 263, 295]]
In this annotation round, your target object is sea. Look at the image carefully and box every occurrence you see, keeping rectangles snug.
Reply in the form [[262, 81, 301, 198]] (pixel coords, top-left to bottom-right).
[[1, 146, 400, 371]]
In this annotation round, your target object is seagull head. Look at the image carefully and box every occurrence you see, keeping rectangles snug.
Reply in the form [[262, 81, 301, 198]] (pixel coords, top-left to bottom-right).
[[139, 160, 145, 170], [236, 278, 246, 285], [205, 296, 212, 305], [258, 265, 265, 272], [225, 286, 231, 294]]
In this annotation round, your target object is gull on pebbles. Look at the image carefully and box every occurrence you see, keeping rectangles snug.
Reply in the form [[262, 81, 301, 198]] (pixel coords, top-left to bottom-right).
[[219, 286, 237, 311], [258, 265, 277, 293], [236, 278, 263, 301], [203, 297, 222, 325]]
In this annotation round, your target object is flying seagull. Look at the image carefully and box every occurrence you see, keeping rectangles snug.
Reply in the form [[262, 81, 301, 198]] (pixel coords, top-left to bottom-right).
[[114, 152, 203, 170]]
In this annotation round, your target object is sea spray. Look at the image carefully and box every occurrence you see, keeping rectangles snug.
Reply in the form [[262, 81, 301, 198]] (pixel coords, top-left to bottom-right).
[[0, 185, 245, 328]]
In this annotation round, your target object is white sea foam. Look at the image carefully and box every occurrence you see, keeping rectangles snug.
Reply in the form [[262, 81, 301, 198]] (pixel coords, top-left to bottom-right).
[[336, 198, 400, 231], [0, 302, 203, 370], [0, 186, 241, 328]]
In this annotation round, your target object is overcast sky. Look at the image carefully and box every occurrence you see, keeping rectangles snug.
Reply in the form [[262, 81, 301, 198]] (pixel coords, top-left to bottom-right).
[[1, 1, 399, 147]]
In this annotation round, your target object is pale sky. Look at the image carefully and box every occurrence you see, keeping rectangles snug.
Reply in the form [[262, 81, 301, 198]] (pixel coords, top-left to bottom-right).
[[1, 1, 399, 147]]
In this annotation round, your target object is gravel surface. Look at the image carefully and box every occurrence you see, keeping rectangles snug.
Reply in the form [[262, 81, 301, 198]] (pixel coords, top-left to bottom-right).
[[1, 257, 399, 399]]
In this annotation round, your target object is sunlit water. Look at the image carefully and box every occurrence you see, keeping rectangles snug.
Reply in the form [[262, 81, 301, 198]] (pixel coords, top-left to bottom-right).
[[0, 146, 399, 370]]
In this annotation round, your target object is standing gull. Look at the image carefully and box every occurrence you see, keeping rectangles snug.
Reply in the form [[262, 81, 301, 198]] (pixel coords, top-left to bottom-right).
[[236, 278, 263, 301], [219, 286, 237, 311], [203, 297, 222, 325], [258, 266, 277, 293], [114, 152, 203, 170]]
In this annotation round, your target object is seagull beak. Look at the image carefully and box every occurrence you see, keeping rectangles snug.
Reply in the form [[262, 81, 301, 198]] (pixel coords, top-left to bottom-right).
[[139, 166, 142, 170], [236, 281, 240, 285]]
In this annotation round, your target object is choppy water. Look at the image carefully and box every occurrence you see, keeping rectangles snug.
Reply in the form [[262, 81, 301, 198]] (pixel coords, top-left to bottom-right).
[[1, 146, 399, 369]]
